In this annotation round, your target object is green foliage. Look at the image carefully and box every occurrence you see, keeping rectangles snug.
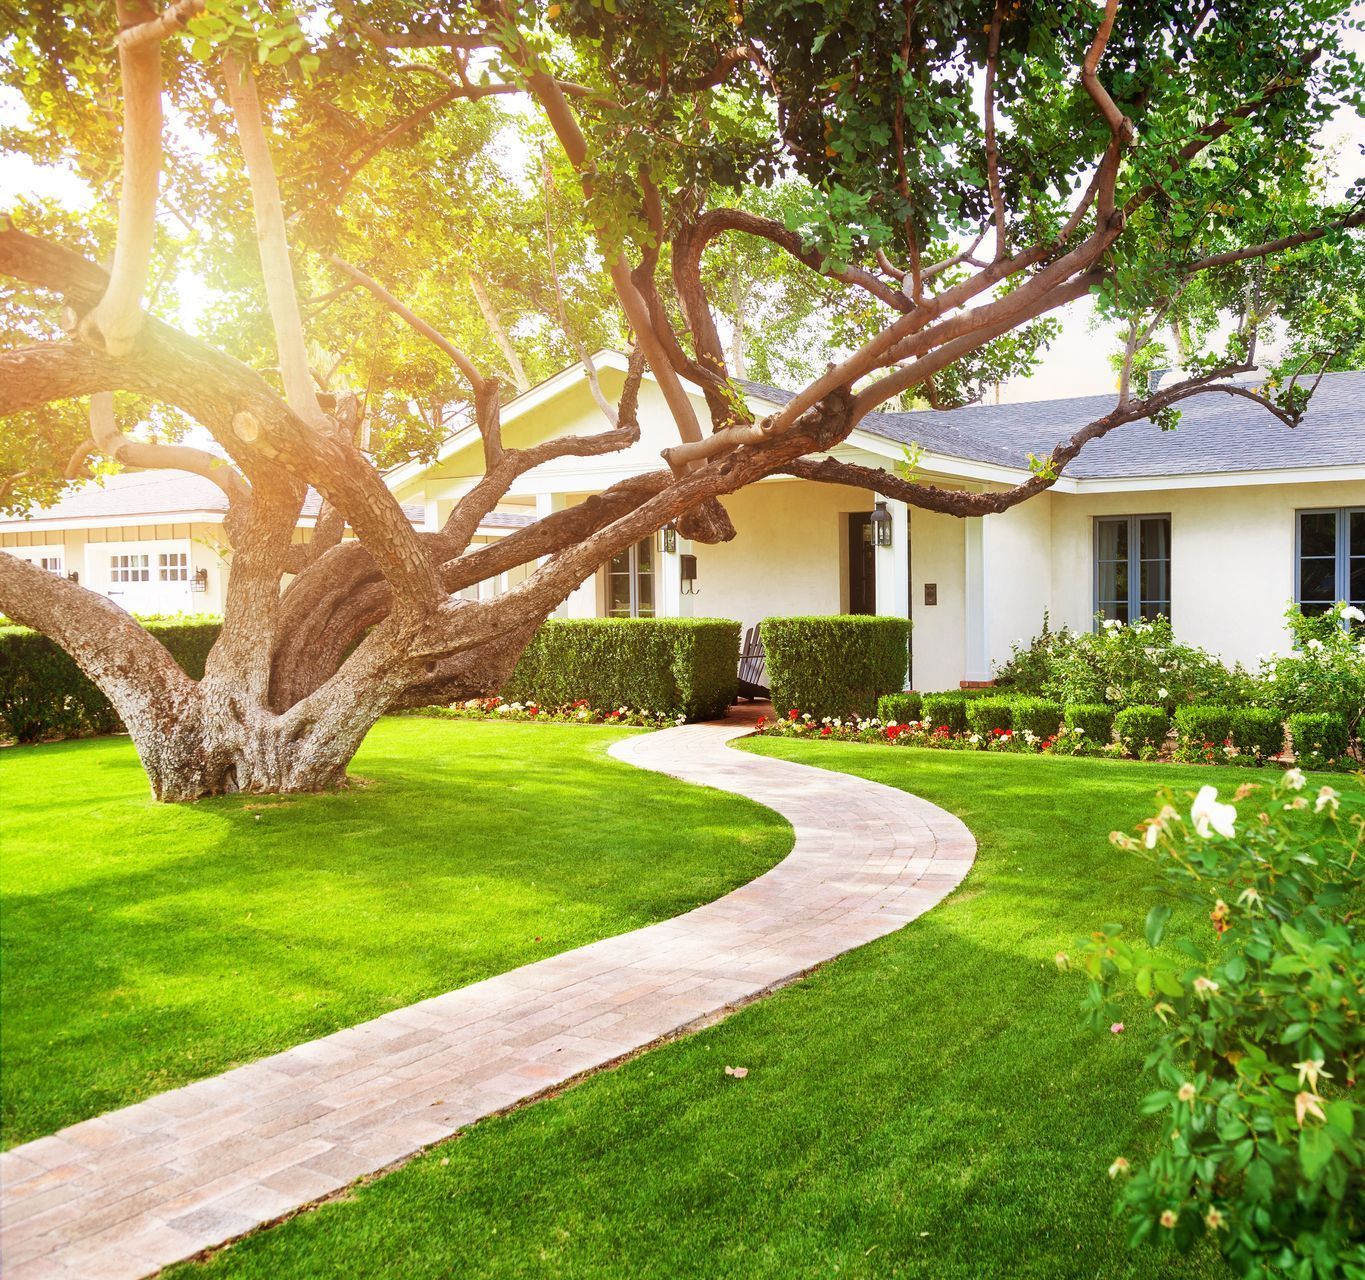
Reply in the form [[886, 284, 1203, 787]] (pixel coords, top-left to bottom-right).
[[1010, 697, 1064, 741], [0, 618, 220, 742], [999, 616, 1249, 709], [1228, 708, 1286, 764], [1173, 705, 1235, 750], [920, 691, 969, 735], [1114, 705, 1171, 757], [1260, 604, 1365, 748], [965, 696, 1013, 736], [760, 615, 909, 719], [1078, 775, 1364, 1276], [502, 619, 739, 721], [1287, 713, 1351, 772], [876, 691, 921, 724], [1065, 703, 1116, 745]]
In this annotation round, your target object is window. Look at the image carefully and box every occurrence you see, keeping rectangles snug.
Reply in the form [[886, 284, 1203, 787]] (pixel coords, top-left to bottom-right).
[[1296, 508, 1364, 624], [39, 556, 62, 574], [109, 553, 150, 583], [159, 551, 189, 582], [605, 538, 655, 617], [1095, 515, 1171, 624]]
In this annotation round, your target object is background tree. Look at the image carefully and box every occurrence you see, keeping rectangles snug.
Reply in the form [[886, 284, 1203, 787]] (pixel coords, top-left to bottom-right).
[[0, 0, 1361, 800]]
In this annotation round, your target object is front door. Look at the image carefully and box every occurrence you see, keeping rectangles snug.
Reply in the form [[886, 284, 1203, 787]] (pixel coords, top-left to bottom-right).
[[847, 512, 876, 614]]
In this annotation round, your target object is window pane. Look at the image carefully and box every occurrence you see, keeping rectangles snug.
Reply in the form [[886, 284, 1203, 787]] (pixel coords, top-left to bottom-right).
[[635, 537, 653, 574], [606, 573, 632, 617], [1351, 558, 1364, 604], [1300, 511, 1337, 558], [1096, 518, 1127, 563], [1351, 510, 1364, 557], [1299, 558, 1336, 603]]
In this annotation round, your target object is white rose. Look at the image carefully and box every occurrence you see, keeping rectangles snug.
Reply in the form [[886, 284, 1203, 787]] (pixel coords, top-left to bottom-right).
[[1190, 785, 1237, 840]]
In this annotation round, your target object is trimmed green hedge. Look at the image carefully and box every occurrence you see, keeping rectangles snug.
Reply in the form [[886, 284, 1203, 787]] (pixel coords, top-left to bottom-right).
[[502, 618, 740, 721], [966, 697, 1014, 736], [1115, 704, 1171, 754], [1010, 697, 1063, 740], [761, 615, 910, 719], [1065, 703, 1114, 744], [876, 691, 921, 724], [1174, 705, 1235, 749], [0, 617, 221, 742], [1230, 707, 1285, 761], [1287, 712, 1350, 769]]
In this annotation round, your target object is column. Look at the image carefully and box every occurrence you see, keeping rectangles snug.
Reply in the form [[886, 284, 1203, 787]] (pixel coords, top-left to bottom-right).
[[963, 516, 991, 682]]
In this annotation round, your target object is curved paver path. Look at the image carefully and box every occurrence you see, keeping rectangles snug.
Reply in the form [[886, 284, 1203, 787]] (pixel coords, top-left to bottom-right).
[[0, 715, 975, 1280]]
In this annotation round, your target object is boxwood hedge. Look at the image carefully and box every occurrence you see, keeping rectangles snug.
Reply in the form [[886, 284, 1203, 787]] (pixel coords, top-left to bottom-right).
[[760, 615, 910, 719], [0, 617, 221, 742], [502, 618, 740, 721]]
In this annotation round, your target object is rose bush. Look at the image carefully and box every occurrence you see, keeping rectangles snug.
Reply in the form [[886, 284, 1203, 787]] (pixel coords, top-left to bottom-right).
[[1072, 773, 1364, 1277]]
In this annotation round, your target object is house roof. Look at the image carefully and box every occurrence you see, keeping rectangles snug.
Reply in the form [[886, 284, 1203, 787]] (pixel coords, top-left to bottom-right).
[[5, 469, 426, 526], [736, 367, 1365, 479]]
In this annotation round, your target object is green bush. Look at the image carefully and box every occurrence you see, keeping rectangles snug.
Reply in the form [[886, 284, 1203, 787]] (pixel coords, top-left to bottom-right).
[[0, 617, 220, 742], [1173, 704, 1235, 749], [503, 618, 739, 721], [966, 697, 1014, 736], [1261, 603, 1365, 748], [1228, 707, 1285, 761], [876, 691, 921, 724], [1010, 696, 1064, 740], [1114, 704, 1170, 756], [1078, 774, 1363, 1276], [760, 615, 909, 719], [920, 691, 969, 734], [1064, 703, 1115, 744], [1287, 712, 1351, 770]]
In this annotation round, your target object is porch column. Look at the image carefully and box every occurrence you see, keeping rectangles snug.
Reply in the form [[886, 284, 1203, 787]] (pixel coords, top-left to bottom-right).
[[536, 493, 579, 618], [874, 500, 910, 620], [964, 516, 991, 682]]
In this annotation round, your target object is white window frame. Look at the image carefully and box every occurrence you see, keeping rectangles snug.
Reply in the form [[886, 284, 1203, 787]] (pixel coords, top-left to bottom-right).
[[109, 552, 151, 584], [158, 551, 190, 582], [604, 537, 656, 618]]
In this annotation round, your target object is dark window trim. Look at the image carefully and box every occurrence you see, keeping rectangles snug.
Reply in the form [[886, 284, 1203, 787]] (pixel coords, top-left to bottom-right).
[[1294, 506, 1364, 623], [1092, 513, 1172, 628]]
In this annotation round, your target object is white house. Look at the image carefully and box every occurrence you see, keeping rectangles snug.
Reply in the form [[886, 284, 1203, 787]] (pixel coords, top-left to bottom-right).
[[6, 354, 1362, 689], [386, 353, 1365, 690]]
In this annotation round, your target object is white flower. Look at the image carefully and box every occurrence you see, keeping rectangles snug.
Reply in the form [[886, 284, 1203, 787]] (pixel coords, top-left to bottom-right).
[[1306, 637, 1324, 652], [1102, 618, 1122, 630], [1190, 785, 1236, 840], [1157, 688, 1169, 700], [1283, 767, 1307, 791], [1144, 822, 1160, 849], [1193, 976, 1220, 998], [1315, 786, 1340, 814], [1346, 605, 1365, 623], [1293, 1058, 1333, 1092]]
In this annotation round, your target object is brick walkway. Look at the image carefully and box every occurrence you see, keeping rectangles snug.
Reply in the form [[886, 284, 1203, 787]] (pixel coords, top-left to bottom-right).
[[0, 714, 975, 1279]]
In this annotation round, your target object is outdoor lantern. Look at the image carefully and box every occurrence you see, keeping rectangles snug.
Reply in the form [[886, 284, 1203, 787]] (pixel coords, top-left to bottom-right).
[[66, 570, 79, 584], [190, 568, 208, 592], [660, 525, 678, 553], [870, 501, 894, 547]]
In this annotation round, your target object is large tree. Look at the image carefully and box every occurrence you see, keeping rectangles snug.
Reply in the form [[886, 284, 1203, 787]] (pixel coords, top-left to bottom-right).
[[0, 0, 1361, 800]]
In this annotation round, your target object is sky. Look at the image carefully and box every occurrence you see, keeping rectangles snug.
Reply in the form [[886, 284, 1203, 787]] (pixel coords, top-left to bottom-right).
[[2, 12, 1363, 407]]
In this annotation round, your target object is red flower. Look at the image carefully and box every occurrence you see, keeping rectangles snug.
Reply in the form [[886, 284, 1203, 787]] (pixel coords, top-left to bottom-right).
[[820, 726, 832, 737], [789, 708, 800, 719]]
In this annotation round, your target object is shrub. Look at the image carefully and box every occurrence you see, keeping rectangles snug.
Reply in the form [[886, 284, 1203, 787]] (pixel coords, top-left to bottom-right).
[[1173, 705, 1235, 750], [1228, 707, 1285, 762], [1260, 603, 1365, 748], [1076, 774, 1364, 1276], [1286, 712, 1351, 771], [920, 691, 970, 734], [503, 618, 739, 721], [1065, 703, 1115, 744], [1010, 696, 1064, 740], [760, 615, 910, 719], [1115, 704, 1171, 757], [0, 617, 221, 742], [876, 691, 921, 724], [965, 696, 1014, 736]]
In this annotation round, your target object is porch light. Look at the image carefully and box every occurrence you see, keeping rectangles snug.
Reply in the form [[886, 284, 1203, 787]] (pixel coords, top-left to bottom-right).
[[660, 525, 678, 553], [871, 501, 893, 548], [66, 571, 79, 584], [190, 568, 208, 593]]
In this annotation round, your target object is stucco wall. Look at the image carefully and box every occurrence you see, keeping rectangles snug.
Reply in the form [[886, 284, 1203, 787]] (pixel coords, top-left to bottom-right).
[[907, 508, 966, 691], [1048, 479, 1364, 667]]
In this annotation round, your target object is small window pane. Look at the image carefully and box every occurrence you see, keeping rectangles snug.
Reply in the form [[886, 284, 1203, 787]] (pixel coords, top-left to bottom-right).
[[1300, 512, 1337, 558], [1299, 558, 1336, 602], [1351, 510, 1364, 557]]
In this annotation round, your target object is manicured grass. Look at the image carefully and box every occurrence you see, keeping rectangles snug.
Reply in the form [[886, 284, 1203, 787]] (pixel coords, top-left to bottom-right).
[[168, 743, 1364, 1280], [0, 718, 790, 1147]]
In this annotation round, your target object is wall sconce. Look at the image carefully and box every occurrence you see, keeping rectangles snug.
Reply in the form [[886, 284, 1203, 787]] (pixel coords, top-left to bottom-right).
[[190, 568, 208, 593], [66, 571, 79, 584], [870, 501, 894, 548], [680, 552, 698, 595], [660, 525, 678, 553]]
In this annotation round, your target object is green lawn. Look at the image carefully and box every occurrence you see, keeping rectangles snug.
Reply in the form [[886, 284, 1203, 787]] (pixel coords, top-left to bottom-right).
[[0, 718, 790, 1147], [162, 741, 1365, 1280]]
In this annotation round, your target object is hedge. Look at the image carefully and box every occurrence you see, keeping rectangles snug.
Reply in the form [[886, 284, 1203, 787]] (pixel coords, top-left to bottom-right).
[[1174, 705, 1235, 750], [760, 615, 910, 719], [1115, 704, 1171, 754], [1230, 708, 1285, 761], [1064, 703, 1114, 744], [502, 618, 740, 721], [1010, 697, 1064, 740], [966, 696, 1014, 736], [1287, 712, 1350, 769], [876, 691, 921, 724], [0, 617, 221, 742]]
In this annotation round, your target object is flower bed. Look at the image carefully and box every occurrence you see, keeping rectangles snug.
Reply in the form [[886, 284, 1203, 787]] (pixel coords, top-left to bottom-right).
[[402, 697, 687, 729]]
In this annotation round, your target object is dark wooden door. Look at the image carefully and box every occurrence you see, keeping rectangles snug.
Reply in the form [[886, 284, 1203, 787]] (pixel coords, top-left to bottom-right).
[[847, 512, 876, 614]]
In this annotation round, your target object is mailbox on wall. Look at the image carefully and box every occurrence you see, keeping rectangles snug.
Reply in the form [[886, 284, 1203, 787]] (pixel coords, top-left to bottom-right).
[[680, 553, 698, 594]]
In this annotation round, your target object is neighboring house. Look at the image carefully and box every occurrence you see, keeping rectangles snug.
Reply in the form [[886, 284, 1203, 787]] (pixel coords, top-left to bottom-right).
[[0, 471, 434, 618], [386, 352, 1365, 691]]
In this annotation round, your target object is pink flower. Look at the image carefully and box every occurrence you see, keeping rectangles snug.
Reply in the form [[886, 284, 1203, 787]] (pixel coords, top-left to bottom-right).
[[1110, 1022, 1125, 1034]]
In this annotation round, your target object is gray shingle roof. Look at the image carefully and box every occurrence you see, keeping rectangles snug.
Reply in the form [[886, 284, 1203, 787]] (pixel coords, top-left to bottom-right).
[[11, 470, 427, 525], [738, 368, 1365, 479]]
